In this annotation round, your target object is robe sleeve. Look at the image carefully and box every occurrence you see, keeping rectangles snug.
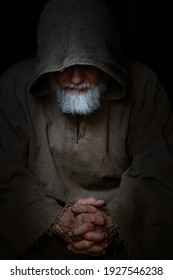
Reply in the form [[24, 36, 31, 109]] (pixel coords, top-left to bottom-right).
[[107, 70, 173, 259], [0, 73, 63, 259]]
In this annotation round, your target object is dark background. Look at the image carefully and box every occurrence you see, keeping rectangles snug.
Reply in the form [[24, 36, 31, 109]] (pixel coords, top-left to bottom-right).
[[1, 0, 173, 107]]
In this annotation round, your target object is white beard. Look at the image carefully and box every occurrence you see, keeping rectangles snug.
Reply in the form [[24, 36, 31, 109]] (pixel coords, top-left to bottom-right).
[[49, 75, 108, 115]]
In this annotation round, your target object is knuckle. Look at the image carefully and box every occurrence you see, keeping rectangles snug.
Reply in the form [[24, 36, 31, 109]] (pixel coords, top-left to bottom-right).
[[83, 240, 94, 249]]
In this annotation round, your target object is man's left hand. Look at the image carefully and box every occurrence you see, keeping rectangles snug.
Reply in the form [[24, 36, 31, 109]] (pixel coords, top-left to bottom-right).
[[68, 199, 115, 256]]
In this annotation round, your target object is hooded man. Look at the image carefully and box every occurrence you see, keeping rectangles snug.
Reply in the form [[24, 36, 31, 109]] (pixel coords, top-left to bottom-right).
[[0, 0, 173, 260]]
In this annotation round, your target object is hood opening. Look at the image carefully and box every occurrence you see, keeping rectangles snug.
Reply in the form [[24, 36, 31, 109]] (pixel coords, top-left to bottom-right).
[[29, 0, 128, 100]]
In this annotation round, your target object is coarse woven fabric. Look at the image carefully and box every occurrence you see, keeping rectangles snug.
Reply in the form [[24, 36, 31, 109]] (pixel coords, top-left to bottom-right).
[[0, 0, 173, 259]]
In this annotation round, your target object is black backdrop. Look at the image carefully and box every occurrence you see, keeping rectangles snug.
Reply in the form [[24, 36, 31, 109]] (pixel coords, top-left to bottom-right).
[[1, 0, 173, 106]]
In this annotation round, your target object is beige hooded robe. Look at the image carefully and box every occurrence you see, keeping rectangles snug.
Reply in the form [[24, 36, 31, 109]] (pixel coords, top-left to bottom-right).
[[0, 0, 173, 259]]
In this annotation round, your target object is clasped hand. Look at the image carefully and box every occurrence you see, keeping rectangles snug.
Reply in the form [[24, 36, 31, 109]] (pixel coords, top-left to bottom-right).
[[51, 197, 115, 256]]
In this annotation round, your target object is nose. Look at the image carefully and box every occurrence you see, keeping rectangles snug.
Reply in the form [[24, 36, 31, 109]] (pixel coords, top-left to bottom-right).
[[70, 66, 85, 84]]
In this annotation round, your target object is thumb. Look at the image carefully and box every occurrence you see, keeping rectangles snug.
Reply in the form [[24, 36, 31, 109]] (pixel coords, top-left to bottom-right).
[[71, 204, 97, 214], [75, 197, 106, 207]]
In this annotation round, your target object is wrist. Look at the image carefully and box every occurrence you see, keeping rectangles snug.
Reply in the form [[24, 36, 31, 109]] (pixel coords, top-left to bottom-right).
[[49, 204, 73, 243]]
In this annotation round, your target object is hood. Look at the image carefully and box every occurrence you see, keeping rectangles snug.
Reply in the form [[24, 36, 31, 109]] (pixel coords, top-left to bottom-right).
[[29, 0, 128, 100]]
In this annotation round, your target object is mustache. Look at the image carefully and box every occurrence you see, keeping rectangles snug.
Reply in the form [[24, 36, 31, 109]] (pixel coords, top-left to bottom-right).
[[63, 83, 92, 90]]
